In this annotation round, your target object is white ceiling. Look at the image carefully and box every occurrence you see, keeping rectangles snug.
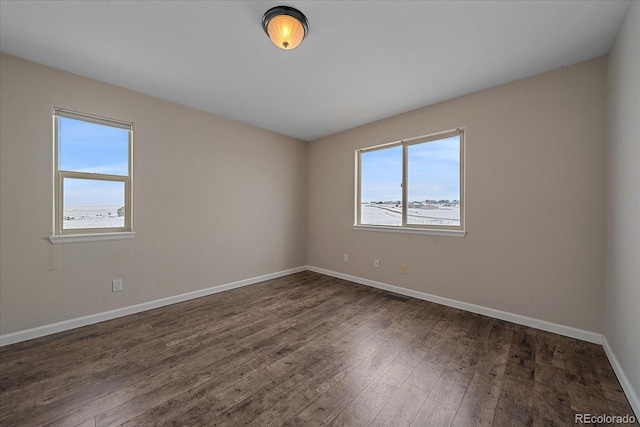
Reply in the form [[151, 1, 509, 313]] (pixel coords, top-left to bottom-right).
[[0, 1, 630, 141]]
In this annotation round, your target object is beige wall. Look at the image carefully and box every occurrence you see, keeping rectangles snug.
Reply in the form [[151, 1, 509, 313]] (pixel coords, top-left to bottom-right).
[[0, 54, 307, 335], [0, 51, 617, 342], [308, 57, 607, 333], [605, 0, 640, 408]]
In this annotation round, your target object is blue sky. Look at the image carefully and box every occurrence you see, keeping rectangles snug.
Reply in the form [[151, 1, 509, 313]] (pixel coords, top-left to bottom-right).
[[59, 117, 459, 206], [361, 136, 460, 202], [361, 145, 403, 202], [63, 178, 125, 207], [59, 117, 129, 206]]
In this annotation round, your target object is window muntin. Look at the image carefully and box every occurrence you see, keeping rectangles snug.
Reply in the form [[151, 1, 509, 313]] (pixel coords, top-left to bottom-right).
[[357, 129, 464, 232], [54, 109, 133, 235]]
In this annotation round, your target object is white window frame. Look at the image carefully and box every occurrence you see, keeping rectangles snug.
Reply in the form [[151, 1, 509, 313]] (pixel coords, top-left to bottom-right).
[[354, 128, 466, 237], [50, 108, 134, 244]]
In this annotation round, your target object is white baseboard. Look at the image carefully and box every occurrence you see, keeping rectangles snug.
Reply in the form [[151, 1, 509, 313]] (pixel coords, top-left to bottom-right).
[[602, 336, 640, 420], [1, 265, 603, 348], [306, 266, 603, 345], [0, 266, 307, 347]]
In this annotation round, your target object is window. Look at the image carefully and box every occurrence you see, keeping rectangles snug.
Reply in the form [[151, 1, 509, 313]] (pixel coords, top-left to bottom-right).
[[52, 109, 133, 240], [355, 128, 465, 236]]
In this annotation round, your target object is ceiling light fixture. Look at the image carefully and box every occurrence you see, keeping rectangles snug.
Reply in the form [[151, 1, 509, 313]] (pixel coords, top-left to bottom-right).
[[262, 6, 309, 50]]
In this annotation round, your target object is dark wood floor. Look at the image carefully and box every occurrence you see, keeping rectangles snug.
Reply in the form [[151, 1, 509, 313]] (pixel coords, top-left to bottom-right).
[[0, 271, 636, 427]]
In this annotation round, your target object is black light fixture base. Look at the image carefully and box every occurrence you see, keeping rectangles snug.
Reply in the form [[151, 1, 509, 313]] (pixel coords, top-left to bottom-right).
[[262, 6, 309, 38]]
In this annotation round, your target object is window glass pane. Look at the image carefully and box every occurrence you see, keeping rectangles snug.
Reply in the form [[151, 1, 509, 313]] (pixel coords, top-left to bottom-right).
[[63, 178, 125, 230], [407, 135, 460, 226], [58, 117, 129, 176], [360, 145, 402, 226]]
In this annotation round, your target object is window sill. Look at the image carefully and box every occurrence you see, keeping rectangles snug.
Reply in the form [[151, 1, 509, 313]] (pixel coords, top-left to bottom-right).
[[353, 224, 466, 238], [49, 232, 135, 244]]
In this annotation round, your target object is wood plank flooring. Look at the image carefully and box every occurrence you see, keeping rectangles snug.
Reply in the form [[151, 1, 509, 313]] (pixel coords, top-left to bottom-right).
[[0, 271, 636, 426]]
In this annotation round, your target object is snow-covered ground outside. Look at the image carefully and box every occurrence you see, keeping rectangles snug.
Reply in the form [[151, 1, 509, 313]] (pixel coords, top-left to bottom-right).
[[361, 203, 460, 226], [63, 206, 123, 229], [63, 204, 458, 230]]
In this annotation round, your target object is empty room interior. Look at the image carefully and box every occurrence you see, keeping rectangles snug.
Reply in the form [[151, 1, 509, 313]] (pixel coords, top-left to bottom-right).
[[0, 1, 638, 426]]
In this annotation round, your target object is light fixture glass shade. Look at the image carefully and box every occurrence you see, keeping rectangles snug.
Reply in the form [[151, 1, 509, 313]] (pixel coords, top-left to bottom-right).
[[262, 6, 308, 50], [267, 15, 305, 49]]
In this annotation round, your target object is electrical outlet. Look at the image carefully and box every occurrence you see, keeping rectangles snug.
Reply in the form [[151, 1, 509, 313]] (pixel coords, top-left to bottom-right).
[[374, 259, 380, 268], [112, 279, 123, 292], [344, 254, 349, 262], [401, 264, 408, 275]]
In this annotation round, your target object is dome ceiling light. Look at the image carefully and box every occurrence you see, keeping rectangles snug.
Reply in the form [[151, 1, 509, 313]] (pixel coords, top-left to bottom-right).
[[262, 6, 309, 50]]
